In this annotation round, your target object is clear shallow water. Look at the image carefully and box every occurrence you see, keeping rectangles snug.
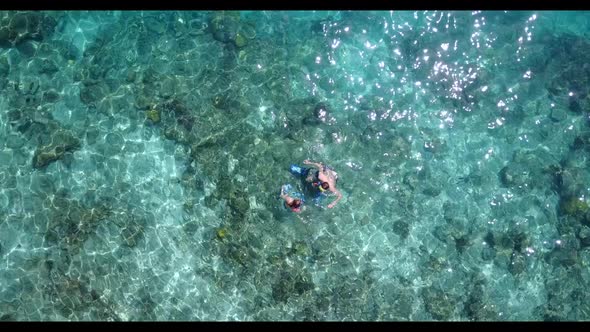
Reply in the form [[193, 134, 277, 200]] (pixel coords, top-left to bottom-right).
[[0, 10, 590, 321]]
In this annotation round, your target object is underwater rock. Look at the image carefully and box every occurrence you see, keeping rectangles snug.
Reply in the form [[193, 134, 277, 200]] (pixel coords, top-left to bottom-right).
[[392, 219, 409, 239], [508, 253, 526, 275], [15, 40, 37, 57], [495, 233, 514, 251], [30, 173, 56, 196], [0, 150, 13, 165], [0, 11, 58, 47], [312, 102, 330, 121], [30, 57, 58, 75], [134, 94, 152, 110], [0, 314, 14, 321], [223, 242, 256, 268], [86, 127, 99, 145], [212, 94, 239, 111], [422, 286, 456, 320], [422, 185, 441, 197], [45, 195, 112, 258], [163, 127, 188, 144], [422, 132, 447, 155], [481, 246, 496, 261], [234, 32, 247, 48], [549, 107, 567, 122], [433, 225, 453, 247], [209, 11, 240, 44], [578, 226, 590, 248], [239, 22, 256, 40], [211, 94, 226, 110], [572, 132, 590, 151], [360, 215, 370, 226], [39, 58, 59, 75], [554, 165, 590, 200], [158, 76, 177, 98], [402, 172, 420, 190], [0, 55, 9, 77], [104, 133, 125, 153], [182, 220, 200, 237], [216, 227, 229, 240], [390, 133, 411, 158], [301, 102, 330, 126], [484, 231, 495, 249], [567, 94, 589, 113], [499, 149, 555, 190], [228, 190, 250, 217], [290, 241, 310, 257], [0, 28, 10, 48], [545, 234, 580, 267], [442, 201, 464, 222], [32, 130, 81, 169], [499, 163, 529, 188], [145, 16, 167, 35], [32, 148, 61, 169], [463, 275, 497, 321], [271, 269, 314, 303], [498, 149, 556, 189], [80, 82, 108, 105], [121, 222, 144, 248], [546, 246, 579, 268], [424, 254, 446, 273], [454, 235, 471, 254], [545, 33, 590, 113], [524, 44, 550, 74], [140, 67, 160, 85], [559, 196, 589, 220], [146, 107, 161, 124], [42, 89, 60, 103], [125, 68, 137, 83], [162, 98, 189, 116], [188, 18, 207, 36]]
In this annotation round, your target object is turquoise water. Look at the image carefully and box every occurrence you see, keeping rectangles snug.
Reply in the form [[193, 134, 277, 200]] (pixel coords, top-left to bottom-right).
[[0, 10, 590, 321]]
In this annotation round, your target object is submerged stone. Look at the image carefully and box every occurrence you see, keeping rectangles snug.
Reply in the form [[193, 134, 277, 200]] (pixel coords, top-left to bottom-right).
[[80, 83, 107, 105], [509, 253, 526, 275], [234, 32, 247, 48], [578, 227, 590, 247], [499, 164, 529, 188], [32, 130, 81, 169], [0, 55, 9, 77], [481, 246, 496, 261], [559, 196, 589, 219], [216, 227, 228, 240], [121, 223, 144, 248], [146, 108, 161, 123], [422, 286, 456, 320], [42, 89, 60, 103], [393, 219, 409, 239], [209, 11, 240, 44], [549, 107, 567, 122]]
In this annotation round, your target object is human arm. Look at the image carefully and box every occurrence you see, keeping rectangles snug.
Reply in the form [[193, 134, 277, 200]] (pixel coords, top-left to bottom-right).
[[327, 189, 342, 209], [303, 159, 324, 170]]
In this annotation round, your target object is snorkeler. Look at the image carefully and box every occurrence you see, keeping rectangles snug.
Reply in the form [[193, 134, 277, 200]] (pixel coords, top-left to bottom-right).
[[280, 184, 304, 213], [290, 159, 342, 209]]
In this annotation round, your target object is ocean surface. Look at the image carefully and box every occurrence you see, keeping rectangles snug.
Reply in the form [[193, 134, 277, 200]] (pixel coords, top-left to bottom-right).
[[0, 10, 590, 321]]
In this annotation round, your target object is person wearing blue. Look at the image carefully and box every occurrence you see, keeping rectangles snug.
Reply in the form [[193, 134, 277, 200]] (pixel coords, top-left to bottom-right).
[[290, 159, 342, 209], [280, 184, 304, 213]]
